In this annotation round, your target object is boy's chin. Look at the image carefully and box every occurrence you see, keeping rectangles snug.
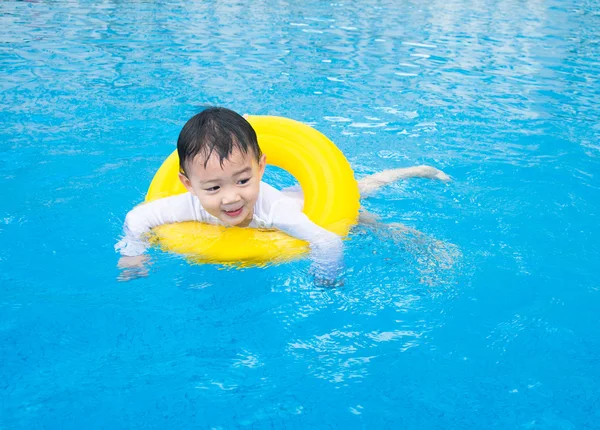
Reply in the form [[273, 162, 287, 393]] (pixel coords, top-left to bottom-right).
[[219, 211, 251, 227], [224, 221, 249, 228]]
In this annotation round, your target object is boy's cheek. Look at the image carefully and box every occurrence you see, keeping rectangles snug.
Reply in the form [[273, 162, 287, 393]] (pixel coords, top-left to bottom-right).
[[197, 197, 215, 213]]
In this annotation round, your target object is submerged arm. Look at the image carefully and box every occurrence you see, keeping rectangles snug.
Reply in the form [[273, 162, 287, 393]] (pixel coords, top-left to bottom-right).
[[272, 204, 345, 284]]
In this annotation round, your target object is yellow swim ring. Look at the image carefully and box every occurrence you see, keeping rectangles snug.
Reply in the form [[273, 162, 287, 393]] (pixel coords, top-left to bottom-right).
[[145, 115, 360, 266]]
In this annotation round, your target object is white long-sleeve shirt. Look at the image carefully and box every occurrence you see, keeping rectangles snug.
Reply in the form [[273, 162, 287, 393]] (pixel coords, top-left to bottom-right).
[[116, 182, 344, 274]]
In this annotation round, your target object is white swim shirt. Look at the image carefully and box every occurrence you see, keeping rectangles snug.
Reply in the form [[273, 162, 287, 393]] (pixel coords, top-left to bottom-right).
[[115, 182, 343, 270]]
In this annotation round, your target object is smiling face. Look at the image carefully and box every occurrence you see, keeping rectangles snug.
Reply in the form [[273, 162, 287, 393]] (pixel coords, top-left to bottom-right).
[[179, 147, 266, 227]]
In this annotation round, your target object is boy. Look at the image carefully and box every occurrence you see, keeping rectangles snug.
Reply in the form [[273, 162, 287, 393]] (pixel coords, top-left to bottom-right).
[[116, 107, 449, 280]]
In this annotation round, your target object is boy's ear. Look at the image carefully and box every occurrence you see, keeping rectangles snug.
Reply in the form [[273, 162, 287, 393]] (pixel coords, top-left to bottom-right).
[[178, 172, 196, 195], [258, 154, 267, 178]]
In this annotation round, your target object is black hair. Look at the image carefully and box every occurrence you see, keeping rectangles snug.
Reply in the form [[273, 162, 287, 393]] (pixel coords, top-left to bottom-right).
[[177, 107, 262, 175]]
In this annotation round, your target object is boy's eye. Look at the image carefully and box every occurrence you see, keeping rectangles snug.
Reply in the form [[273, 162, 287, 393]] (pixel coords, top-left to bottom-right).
[[238, 178, 251, 185], [205, 186, 220, 192]]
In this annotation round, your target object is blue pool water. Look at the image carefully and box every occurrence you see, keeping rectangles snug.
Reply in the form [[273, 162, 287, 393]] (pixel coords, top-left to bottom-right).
[[2, 0, 600, 428]]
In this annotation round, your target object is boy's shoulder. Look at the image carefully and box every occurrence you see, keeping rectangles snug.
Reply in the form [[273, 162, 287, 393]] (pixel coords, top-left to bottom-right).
[[259, 181, 286, 199], [256, 181, 303, 221]]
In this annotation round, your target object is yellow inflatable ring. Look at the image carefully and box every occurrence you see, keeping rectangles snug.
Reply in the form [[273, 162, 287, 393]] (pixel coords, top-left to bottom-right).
[[145, 115, 360, 266]]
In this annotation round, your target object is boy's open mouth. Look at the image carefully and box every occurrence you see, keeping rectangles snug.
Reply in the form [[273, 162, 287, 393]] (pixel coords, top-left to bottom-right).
[[223, 207, 243, 217]]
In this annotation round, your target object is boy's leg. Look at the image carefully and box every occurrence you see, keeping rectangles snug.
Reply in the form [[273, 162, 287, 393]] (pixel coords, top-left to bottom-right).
[[358, 165, 450, 196]]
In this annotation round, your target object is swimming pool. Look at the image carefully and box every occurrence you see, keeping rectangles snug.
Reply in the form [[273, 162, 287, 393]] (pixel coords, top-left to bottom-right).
[[1, 0, 599, 427]]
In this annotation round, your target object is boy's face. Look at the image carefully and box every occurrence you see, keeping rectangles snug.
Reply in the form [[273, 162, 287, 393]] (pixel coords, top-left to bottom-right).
[[179, 147, 266, 227]]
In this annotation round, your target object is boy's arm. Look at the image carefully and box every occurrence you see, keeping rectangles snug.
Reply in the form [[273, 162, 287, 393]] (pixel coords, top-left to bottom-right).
[[271, 204, 345, 283], [116, 193, 201, 257]]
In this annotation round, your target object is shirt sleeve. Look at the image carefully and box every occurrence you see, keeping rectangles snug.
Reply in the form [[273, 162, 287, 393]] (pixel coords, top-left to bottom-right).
[[270, 199, 345, 279], [115, 193, 204, 256]]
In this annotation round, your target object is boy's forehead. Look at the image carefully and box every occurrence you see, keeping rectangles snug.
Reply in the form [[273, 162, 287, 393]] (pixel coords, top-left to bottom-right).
[[190, 147, 254, 174]]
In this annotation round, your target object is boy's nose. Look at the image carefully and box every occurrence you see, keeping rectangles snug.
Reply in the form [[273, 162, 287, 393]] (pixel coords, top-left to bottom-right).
[[221, 190, 240, 205]]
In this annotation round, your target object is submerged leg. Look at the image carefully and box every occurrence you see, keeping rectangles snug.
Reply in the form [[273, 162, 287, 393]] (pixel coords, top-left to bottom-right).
[[358, 165, 450, 197]]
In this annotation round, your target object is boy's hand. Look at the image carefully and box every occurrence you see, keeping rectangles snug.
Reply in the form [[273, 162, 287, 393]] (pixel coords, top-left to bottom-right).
[[117, 255, 150, 281], [313, 274, 345, 288], [310, 259, 345, 288], [118, 255, 149, 268]]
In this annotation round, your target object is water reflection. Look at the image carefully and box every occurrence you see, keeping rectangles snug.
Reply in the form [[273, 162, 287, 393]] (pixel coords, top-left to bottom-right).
[[4, 0, 597, 142]]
